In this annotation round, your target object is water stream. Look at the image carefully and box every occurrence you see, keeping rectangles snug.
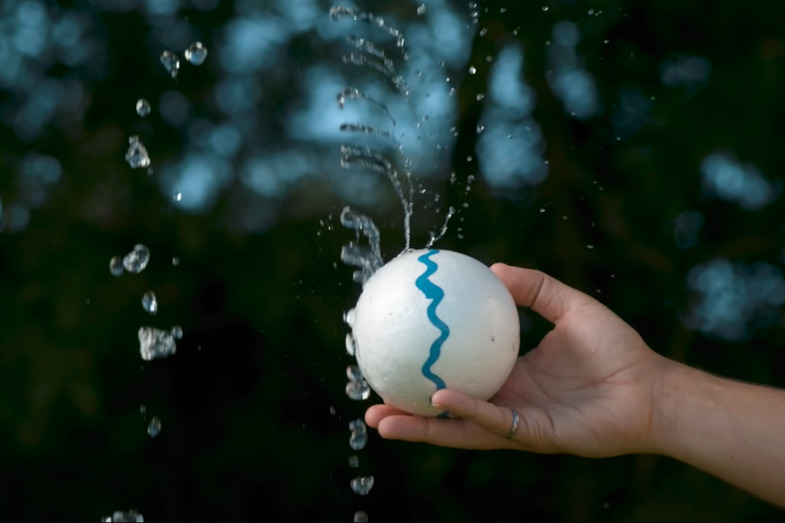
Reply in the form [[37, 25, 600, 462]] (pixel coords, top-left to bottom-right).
[[332, 5, 423, 520]]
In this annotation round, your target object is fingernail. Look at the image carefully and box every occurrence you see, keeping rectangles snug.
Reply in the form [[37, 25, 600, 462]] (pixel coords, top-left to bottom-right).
[[430, 390, 446, 407]]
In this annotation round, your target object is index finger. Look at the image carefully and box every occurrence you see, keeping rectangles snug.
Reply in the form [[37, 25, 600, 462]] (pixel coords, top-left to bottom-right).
[[490, 263, 592, 324]]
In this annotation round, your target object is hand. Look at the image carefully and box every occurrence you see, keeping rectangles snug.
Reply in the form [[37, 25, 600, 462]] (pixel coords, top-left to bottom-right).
[[365, 263, 674, 458]]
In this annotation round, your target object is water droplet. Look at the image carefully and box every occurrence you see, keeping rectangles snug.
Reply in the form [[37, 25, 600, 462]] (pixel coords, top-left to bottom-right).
[[348, 433, 368, 454], [173, 192, 182, 202], [604, 39, 610, 44], [160, 50, 179, 78], [542, 5, 549, 11], [588, 9, 594, 15], [109, 256, 124, 276], [103, 510, 145, 522], [171, 257, 180, 266], [468, 66, 477, 75], [476, 124, 485, 133], [171, 325, 183, 340], [343, 308, 356, 328], [345, 379, 371, 401], [350, 476, 375, 495], [349, 429, 367, 450], [138, 327, 177, 361], [140, 405, 146, 414], [587, 244, 595, 249], [135, 99, 150, 117], [349, 455, 359, 468], [123, 244, 150, 273], [147, 416, 161, 437], [345, 333, 357, 356], [354, 511, 369, 522], [479, 27, 488, 36], [125, 136, 150, 169], [142, 291, 158, 315], [184, 41, 208, 65], [539, 208, 546, 213], [416, 4, 426, 15], [476, 93, 485, 101], [349, 419, 368, 450], [346, 364, 363, 382]]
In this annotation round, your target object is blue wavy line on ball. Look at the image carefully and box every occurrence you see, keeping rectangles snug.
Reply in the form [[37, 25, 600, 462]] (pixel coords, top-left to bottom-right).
[[415, 250, 450, 402]]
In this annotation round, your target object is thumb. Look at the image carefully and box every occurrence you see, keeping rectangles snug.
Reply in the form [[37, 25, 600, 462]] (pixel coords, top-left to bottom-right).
[[491, 263, 595, 325], [431, 389, 555, 452]]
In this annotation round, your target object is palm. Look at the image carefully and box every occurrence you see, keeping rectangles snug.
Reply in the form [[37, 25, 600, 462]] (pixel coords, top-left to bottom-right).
[[491, 306, 658, 457], [365, 265, 665, 457]]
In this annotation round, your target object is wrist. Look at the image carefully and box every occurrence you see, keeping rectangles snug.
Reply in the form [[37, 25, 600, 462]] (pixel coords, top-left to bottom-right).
[[648, 358, 719, 458]]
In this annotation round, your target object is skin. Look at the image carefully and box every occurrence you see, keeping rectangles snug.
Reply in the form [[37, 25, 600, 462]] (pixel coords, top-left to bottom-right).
[[365, 263, 785, 509]]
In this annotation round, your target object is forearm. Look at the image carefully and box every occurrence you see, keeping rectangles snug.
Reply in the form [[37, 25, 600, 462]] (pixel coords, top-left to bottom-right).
[[652, 361, 785, 508]]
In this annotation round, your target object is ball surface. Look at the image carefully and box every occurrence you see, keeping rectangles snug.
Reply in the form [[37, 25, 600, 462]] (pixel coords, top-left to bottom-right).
[[351, 249, 520, 416]]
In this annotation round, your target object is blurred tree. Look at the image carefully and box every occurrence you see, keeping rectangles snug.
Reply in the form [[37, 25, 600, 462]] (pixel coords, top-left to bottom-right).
[[0, 0, 783, 521]]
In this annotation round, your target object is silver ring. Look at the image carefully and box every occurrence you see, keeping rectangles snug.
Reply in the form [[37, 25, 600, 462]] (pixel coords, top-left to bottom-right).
[[504, 409, 519, 439]]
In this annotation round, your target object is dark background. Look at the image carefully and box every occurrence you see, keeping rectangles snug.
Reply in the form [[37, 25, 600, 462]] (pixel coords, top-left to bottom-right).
[[1, 0, 784, 521]]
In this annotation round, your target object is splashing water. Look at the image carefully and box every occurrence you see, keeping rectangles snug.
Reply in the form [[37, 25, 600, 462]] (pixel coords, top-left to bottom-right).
[[329, 6, 406, 49], [346, 364, 363, 381], [345, 376, 371, 401], [350, 476, 375, 495], [336, 88, 396, 125], [184, 41, 208, 65], [349, 419, 368, 450], [123, 244, 150, 273], [345, 332, 357, 356], [160, 50, 179, 78], [101, 510, 144, 522], [343, 307, 356, 328], [342, 36, 409, 95], [426, 206, 456, 248], [138, 327, 177, 360], [142, 291, 157, 315], [170, 325, 183, 339], [125, 136, 150, 169], [340, 122, 395, 142], [135, 99, 151, 117], [331, 8, 426, 519], [340, 207, 383, 285], [346, 363, 370, 401], [147, 416, 161, 438], [334, 6, 416, 251], [109, 256, 124, 276]]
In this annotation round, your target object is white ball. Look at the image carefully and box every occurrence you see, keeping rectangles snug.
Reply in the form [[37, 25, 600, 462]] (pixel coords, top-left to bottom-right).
[[351, 249, 520, 416]]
